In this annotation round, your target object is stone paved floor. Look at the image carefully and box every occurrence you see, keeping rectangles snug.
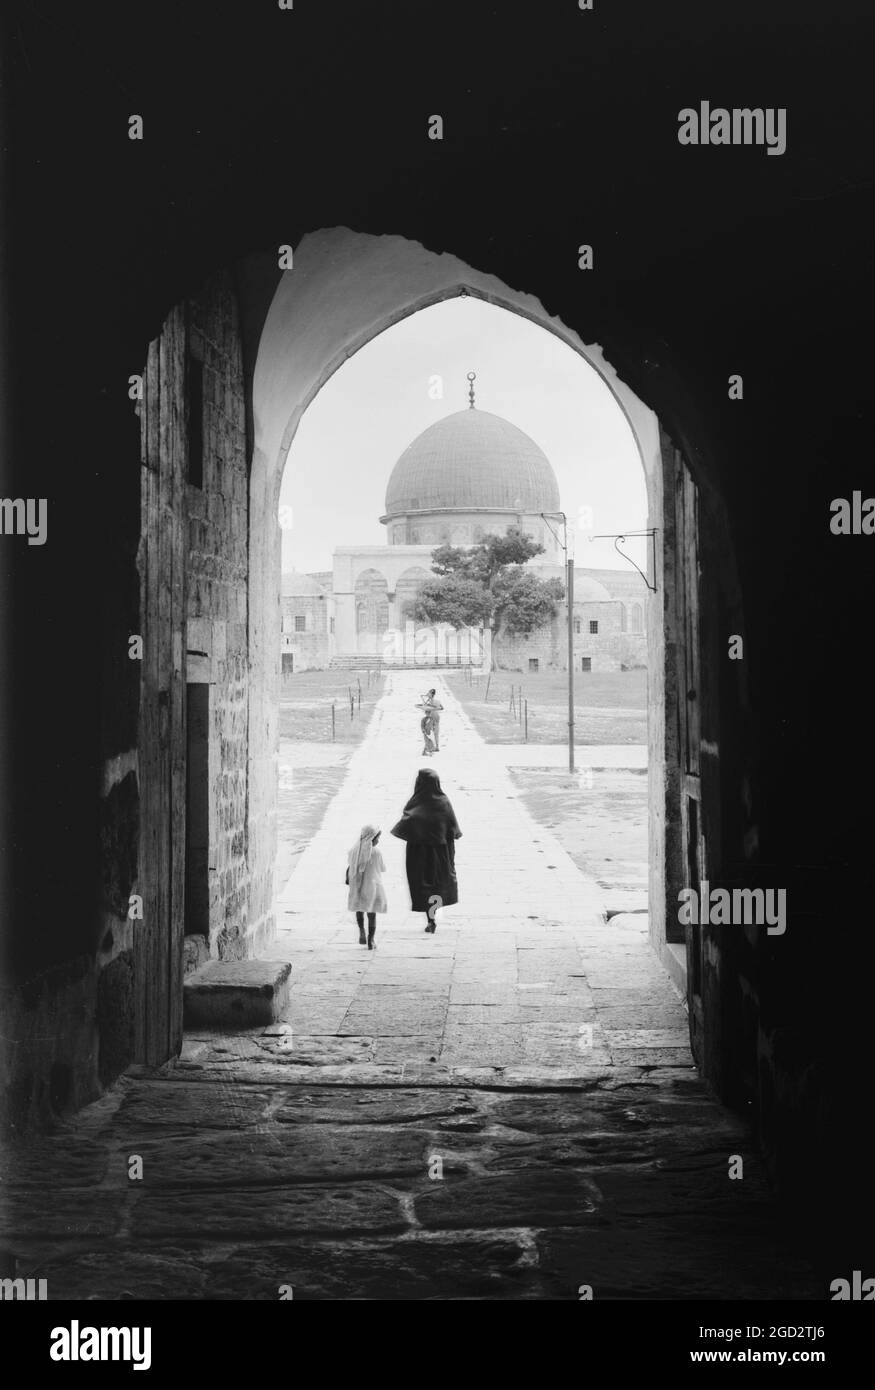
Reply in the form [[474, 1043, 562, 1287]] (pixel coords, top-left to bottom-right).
[[1, 674, 820, 1298], [265, 672, 678, 1073], [3, 1069, 817, 1300]]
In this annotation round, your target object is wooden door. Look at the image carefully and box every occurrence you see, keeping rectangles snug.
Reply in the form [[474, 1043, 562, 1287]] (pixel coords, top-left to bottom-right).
[[674, 463, 707, 1059], [136, 312, 188, 1066]]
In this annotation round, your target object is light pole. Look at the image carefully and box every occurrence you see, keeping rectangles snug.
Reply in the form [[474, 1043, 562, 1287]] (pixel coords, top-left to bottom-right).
[[541, 511, 574, 773]]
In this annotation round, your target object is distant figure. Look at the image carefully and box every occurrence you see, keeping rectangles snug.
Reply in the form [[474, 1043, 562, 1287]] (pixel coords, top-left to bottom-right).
[[419, 706, 436, 757], [422, 688, 443, 751], [346, 824, 386, 950], [391, 768, 461, 933]]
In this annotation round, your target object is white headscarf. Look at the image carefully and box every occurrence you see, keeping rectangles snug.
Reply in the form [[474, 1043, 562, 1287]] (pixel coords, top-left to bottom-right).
[[348, 824, 379, 880]]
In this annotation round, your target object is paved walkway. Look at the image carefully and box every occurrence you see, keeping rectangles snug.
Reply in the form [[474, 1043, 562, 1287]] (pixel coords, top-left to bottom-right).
[[1, 675, 818, 1300], [264, 672, 686, 1076]]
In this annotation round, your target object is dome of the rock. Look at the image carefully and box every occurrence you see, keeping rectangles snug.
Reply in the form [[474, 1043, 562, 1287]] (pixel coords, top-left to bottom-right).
[[383, 408, 560, 518]]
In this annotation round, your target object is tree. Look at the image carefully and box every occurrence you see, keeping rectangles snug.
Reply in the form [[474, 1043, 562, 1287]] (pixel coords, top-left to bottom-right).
[[412, 527, 564, 640], [430, 528, 545, 585], [492, 569, 565, 636], [412, 574, 494, 629]]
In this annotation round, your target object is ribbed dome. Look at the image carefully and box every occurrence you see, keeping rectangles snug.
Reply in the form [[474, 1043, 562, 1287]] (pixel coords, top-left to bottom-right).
[[384, 409, 560, 517]]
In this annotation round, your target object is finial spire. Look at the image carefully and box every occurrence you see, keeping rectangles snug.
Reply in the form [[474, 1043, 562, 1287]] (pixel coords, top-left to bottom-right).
[[467, 371, 476, 409]]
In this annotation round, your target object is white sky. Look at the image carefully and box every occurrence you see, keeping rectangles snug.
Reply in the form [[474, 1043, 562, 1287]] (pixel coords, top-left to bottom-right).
[[279, 297, 648, 574]]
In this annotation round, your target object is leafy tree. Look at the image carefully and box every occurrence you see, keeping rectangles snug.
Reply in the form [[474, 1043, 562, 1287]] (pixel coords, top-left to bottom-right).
[[412, 574, 494, 629], [431, 528, 544, 585], [492, 569, 565, 636], [413, 527, 564, 638]]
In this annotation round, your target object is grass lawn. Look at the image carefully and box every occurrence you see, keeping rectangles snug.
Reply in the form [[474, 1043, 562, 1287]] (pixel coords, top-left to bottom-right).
[[509, 767, 648, 914], [442, 667, 647, 744], [279, 670, 386, 743], [276, 760, 349, 894]]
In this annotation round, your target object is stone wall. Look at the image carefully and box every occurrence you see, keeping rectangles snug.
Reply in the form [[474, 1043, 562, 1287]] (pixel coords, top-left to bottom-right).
[[185, 276, 251, 960], [280, 589, 333, 671], [494, 600, 647, 672]]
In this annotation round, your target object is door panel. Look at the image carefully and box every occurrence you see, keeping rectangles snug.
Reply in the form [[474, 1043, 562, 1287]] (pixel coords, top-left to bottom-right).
[[136, 310, 188, 1066], [674, 458, 706, 1060]]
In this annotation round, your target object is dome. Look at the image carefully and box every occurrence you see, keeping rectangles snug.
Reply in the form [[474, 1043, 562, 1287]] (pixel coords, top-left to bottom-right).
[[384, 409, 560, 517], [572, 571, 613, 602], [281, 571, 326, 597]]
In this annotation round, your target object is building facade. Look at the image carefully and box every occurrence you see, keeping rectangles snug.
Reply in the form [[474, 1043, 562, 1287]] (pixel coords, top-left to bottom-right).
[[282, 397, 647, 672], [280, 571, 335, 673]]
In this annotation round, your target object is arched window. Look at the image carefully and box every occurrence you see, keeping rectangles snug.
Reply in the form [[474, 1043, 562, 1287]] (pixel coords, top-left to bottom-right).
[[395, 566, 432, 625], [629, 602, 643, 634], [354, 569, 389, 633]]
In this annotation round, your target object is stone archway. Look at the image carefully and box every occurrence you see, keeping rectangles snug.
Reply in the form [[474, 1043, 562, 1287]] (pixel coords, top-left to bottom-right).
[[353, 568, 389, 653], [393, 566, 432, 620], [127, 226, 747, 1087], [245, 227, 707, 990]]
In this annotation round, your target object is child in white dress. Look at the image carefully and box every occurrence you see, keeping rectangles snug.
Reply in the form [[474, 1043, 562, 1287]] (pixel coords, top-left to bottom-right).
[[346, 824, 387, 950]]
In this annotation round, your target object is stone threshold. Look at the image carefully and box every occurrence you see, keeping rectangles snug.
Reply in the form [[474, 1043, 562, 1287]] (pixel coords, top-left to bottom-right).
[[160, 1059, 697, 1089]]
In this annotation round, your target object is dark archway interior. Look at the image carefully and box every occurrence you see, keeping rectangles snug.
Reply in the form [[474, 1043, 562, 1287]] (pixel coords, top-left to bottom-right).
[[2, 0, 872, 1282]]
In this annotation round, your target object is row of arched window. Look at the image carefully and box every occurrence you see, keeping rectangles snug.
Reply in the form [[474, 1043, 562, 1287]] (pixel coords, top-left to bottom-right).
[[349, 565, 646, 635]]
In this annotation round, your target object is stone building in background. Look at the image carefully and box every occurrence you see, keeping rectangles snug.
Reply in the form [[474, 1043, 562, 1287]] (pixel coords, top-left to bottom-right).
[[280, 572, 335, 673], [282, 390, 648, 672]]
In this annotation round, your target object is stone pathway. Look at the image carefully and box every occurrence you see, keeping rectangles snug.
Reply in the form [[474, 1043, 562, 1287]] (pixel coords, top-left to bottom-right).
[[1, 674, 819, 1298], [3, 1070, 818, 1300], [264, 672, 683, 1075]]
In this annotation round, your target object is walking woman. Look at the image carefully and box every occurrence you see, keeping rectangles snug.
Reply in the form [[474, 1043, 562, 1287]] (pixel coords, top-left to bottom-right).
[[346, 824, 387, 950], [391, 768, 461, 933]]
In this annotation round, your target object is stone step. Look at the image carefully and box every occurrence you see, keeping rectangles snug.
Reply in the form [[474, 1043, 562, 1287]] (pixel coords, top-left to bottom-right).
[[183, 960, 292, 1029]]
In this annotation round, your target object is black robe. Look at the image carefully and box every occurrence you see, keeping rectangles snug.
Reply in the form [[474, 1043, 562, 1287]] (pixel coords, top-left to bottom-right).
[[390, 770, 462, 911]]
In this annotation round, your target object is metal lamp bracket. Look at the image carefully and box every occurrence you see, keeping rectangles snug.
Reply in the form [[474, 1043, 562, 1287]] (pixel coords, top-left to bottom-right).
[[589, 528, 658, 592]]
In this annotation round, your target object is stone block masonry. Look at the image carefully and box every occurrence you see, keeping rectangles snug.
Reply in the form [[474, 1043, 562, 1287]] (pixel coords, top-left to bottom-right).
[[186, 276, 252, 960]]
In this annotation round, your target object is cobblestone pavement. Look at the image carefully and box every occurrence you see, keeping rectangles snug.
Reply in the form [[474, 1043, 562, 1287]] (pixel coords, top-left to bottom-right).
[[2, 674, 819, 1299]]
